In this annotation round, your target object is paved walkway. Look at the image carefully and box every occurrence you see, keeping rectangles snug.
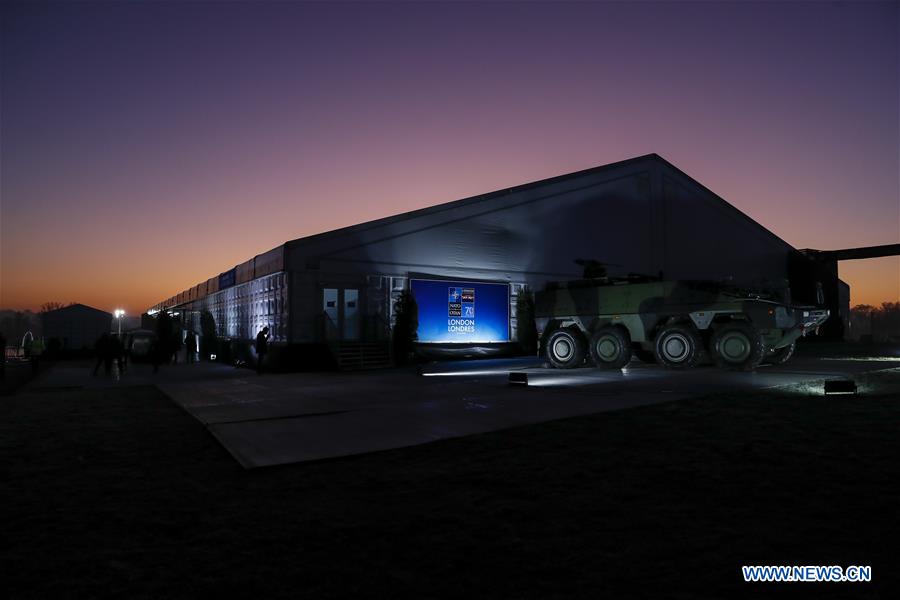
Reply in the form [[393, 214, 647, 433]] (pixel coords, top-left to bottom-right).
[[24, 356, 898, 468], [156, 363, 678, 467]]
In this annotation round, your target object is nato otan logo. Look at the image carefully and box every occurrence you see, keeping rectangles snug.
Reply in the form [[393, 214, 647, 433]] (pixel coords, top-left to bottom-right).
[[448, 287, 475, 318], [448, 287, 462, 317]]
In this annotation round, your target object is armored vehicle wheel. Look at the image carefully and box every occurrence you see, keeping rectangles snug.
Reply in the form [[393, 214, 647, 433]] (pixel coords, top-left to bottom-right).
[[546, 329, 585, 369], [654, 323, 703, 369], [589, 326, 631, 370], [711, 322, 765, 371], [633, 347, 657, 364], [766, 341, 796, 365]]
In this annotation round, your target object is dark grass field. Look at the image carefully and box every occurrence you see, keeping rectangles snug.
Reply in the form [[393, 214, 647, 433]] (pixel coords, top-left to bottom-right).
[[2, 372, 899, 599]]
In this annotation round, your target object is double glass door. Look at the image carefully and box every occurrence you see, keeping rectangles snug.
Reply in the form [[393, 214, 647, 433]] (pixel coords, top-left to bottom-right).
[[323, 288, 360, 341]]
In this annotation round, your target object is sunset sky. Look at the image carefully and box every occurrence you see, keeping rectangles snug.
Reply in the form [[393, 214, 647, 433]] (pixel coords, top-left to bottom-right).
[[1, 1, 898, 315]]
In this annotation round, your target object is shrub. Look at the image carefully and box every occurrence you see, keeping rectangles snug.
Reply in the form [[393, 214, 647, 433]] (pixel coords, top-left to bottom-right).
[[392, 291, 418, 365], [515, 287, 537, 355], [200, 311, 218, 360], [154, 312, 180, 362]]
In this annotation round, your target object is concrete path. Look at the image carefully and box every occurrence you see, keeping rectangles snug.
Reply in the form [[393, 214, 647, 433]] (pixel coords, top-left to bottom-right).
[[24, 355, 898, 468], [159, 356, 897, 467], [156, 364, 680, 467]]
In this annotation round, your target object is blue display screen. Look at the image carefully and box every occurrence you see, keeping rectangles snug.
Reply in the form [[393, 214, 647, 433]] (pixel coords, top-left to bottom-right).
[[410, 279, 510, 343]]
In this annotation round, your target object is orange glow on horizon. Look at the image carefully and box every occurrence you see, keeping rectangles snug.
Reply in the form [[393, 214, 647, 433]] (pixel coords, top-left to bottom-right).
[[1, 165, 897, 315]]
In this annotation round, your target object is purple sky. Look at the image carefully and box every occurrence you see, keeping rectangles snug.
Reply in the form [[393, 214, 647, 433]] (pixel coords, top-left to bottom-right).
[[1, 1, 898, 314]]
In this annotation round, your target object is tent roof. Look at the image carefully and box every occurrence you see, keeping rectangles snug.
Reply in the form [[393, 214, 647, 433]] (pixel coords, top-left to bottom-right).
[[283, 152, 793, 255], [285, 154, 663, 249], [42, 303, 112, 317]]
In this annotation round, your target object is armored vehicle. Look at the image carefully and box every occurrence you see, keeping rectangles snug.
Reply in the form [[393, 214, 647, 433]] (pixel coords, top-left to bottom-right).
[[534, 279, 829, 371]]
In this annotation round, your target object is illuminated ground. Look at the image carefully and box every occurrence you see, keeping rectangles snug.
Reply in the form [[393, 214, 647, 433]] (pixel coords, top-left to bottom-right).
[[23, 350, 900, 467], [3, 369, 898, 598]]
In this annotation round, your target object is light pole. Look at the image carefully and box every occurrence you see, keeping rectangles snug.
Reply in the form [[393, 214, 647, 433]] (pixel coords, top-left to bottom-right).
[[114, 309, 125, 336]]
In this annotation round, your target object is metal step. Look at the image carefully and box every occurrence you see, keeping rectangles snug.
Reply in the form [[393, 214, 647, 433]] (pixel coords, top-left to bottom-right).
[[333, 342, 392, 370]]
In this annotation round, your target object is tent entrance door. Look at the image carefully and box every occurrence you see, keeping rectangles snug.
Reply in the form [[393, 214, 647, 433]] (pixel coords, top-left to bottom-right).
[[322, 287, 360, 341], [342, 289, 360, 341]]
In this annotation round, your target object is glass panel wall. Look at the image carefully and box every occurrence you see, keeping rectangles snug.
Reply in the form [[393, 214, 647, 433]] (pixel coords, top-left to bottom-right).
[[185, 271, 288, 342]]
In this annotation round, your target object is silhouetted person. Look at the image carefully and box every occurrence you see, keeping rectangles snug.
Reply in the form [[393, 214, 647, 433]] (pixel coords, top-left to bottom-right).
[[171, 334, 182, 364], [255, 327, 269, 374], [0, 332, 6, 381], [93, 333, 111, 376], [30, 337, 43, 375], [185, 331, 196, 364], [150, 338, 162, 373], [111, 335, 124, 374], [124, 334, 133, 369]]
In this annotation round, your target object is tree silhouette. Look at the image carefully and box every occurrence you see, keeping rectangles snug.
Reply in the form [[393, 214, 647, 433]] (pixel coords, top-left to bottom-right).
[[850, 303, 900, 341], [200, 311, 218, 360], [392, 291, 418, 365], [41, 300, 75, 313], [515, 287, 537, 354]]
